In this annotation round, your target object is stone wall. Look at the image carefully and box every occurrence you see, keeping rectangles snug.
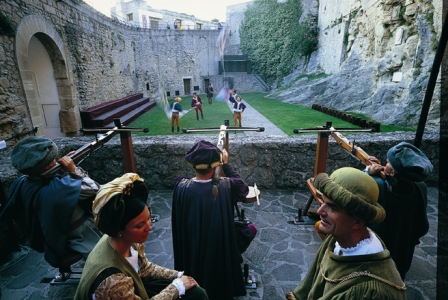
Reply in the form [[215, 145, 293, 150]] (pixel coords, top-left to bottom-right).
[[206, 74, 268, 93], [274, 0, 441, 129], [0, 132, 439, 196], [225, 2, 250, 55], [0, 0, 264, 144]]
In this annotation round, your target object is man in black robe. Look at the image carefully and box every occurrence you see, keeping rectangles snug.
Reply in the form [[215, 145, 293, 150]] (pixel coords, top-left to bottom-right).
[[172, 140, 257, 300]]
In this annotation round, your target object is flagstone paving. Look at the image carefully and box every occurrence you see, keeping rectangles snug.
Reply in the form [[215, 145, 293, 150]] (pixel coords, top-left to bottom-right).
[[0, 188, 437, 300]]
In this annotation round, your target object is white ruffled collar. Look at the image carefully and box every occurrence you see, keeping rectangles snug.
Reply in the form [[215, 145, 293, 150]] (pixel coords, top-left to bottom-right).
[[334, 228, 383, 256]]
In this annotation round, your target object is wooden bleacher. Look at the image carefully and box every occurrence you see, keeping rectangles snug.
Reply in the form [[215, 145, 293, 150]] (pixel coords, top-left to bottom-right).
[[80, 93, 155, 128]]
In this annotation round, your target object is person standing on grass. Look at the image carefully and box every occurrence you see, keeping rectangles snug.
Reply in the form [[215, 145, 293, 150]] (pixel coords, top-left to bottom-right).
[[171, 97, 183, 133], [191, 93, 204, 121], [229, 96, 246, 127], [206, 83, 213, 104]]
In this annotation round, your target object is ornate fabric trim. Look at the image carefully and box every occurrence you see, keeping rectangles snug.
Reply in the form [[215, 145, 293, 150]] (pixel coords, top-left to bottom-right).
[[320, 263, 406, 291]]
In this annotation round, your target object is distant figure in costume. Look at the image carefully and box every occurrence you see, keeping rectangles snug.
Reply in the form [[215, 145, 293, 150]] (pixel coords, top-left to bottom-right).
[[229, 90, 239, 103], [171, 97, 183, 133], [215, 85, 229, 102], [229, 95, 246, 127], [364, 142, 433, 280], [206, 83, 214, 104], [0, 136, 101, 268], [191, 93, 204, 121], [286, 167, 406, 300], [75, 173, 208, 300], [172, 140, 257, 300]]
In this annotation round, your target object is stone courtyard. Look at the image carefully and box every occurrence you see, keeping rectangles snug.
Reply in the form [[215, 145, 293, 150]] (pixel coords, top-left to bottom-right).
[[0, 187, 438, 300]]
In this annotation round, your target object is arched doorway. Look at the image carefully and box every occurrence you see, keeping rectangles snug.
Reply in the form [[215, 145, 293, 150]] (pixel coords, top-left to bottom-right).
[[28, 35, 63, 138], [15, 15, 79, 138]]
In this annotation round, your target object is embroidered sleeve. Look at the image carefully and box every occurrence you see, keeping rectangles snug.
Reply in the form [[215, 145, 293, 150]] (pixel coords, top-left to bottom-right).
[[94, 273, 142, 300], [94, 273, 179, 300]]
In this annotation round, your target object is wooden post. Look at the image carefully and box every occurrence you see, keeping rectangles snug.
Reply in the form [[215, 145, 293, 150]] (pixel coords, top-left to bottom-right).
[[301, 123, 331, 219], [224, 120, 230, 152], [114, 119, 136, 173], [314, 131, 329, 176]]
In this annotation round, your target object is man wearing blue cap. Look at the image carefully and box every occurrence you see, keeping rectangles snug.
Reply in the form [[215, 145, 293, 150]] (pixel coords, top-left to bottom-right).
[[0, 136, 101, 268], [365, 142, 433, 280]]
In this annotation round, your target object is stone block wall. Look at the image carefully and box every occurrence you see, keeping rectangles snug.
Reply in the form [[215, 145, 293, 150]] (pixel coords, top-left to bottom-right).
[[0, 0, 268, 143], [0, 132, 439, 196], [0, 1, 217, 141], [225, 2, 250, 55]]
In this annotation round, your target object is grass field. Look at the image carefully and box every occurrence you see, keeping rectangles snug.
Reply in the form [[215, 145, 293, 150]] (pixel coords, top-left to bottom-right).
[[129, 92, 415, 136]]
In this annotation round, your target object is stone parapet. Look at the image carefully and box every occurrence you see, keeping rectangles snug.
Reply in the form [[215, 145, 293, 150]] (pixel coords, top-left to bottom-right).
[[0, 132, 439, 195]]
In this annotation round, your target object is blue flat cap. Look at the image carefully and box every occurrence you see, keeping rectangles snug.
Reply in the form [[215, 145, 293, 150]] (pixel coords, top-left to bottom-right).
[[11, 136, 58, 175], [387, 142, 433, 182]]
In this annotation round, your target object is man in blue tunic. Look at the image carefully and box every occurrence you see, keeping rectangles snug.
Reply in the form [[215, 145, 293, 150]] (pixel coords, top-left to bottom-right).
[[0, 136, 101, 268], [364, 142, 433, 280], [171, 97, 183, 133], [172, 140, 257, 300]]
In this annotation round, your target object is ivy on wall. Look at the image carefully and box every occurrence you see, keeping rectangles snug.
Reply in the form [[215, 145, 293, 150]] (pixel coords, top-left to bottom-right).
[[239, 0, 318, 85]]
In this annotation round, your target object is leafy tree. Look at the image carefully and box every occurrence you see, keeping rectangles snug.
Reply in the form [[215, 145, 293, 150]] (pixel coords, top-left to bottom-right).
[[239, 0, 318, 85]]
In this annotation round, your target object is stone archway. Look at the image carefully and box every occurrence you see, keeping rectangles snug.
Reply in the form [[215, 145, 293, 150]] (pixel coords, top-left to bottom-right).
[[15, 15, 79, 138]]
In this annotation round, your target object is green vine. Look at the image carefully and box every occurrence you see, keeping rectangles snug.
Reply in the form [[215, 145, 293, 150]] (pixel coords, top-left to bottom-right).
[[239, 0, 318, 85]]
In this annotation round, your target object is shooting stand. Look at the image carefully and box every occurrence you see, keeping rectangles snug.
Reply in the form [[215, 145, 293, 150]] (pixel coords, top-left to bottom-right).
[[289, 121, 372, 225]]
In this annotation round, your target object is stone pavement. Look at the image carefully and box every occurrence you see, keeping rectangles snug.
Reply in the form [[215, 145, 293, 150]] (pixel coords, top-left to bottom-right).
[[0, 187, 438, 300]]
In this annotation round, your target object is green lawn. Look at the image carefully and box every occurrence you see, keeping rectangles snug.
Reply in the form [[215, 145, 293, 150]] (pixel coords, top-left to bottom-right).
[[129, 92, 415, 136]]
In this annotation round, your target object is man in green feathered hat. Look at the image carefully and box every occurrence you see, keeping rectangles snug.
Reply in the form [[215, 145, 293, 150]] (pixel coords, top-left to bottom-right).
[[286, 167, 406, 300]]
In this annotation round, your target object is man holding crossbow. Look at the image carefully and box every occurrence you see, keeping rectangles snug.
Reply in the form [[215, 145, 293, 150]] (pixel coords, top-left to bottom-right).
[[171, 140, 257, 300]]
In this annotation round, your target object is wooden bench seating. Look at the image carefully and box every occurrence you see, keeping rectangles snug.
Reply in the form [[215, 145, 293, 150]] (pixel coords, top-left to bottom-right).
[[80, 93, 155, 128]]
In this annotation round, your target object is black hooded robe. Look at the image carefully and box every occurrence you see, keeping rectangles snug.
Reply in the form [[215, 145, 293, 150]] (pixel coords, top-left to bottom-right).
[[172, 164, 248, 300]]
